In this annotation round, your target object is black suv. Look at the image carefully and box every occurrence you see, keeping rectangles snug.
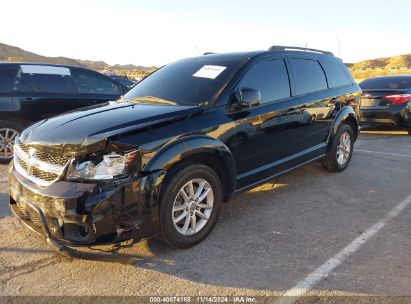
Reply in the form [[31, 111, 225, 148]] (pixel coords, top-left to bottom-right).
[[8, 46, 361, 257], [0, 63, 129, 163]]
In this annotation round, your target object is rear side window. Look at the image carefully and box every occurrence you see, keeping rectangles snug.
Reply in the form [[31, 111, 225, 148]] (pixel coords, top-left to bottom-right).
[[322, 60, 353, 88], [290, 59, 327, 95], [360, 77, 411, 90], [18, 73, 33, 92], [238, 59, 290, 103], [16, 65, 75, 93], [30, 74, 74, 93], [71, 69, 120, 95], [0, 66, 18, 93]]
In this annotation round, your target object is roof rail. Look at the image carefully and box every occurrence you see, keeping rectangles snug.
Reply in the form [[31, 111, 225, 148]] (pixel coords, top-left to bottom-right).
[[203, 52, 216, 55], [268, 45, 334, 56]]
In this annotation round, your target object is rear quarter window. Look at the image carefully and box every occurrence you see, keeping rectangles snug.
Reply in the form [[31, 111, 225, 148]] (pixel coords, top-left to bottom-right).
[[322, 60, 353, 88], [0, 66, 18, 93], [290, 59, 327, 95]]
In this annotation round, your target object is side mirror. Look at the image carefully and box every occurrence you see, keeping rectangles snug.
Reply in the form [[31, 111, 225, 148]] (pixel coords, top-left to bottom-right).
[[232, 87, 261, 110]]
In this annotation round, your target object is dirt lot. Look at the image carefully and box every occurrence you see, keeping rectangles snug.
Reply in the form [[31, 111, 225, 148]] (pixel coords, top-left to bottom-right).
[[0, 131, 410, 300]]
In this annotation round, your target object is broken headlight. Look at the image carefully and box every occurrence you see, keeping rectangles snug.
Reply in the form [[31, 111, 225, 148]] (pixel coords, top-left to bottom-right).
[[66, 150, 139, 181]]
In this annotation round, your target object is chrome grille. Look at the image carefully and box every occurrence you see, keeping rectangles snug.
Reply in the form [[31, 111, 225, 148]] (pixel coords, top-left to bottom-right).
[[16, 201, 41, 227], [14, 139, 72, 187], [18, 142, 70, 166], [18, 142, 30, 154], [18, 157, 28, 171], [32, 167, 59, 182]]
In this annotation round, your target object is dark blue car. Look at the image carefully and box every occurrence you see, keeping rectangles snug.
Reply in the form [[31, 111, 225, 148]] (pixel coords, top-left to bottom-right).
[[0, 62, 130, 163], [359, 75, 411, 135]]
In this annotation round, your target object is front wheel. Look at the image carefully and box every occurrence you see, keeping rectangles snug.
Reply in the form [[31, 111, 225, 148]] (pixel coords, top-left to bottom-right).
[[323, 124, 354, 172], [159, 163, 223, 248], [0, 121, 23, 164]]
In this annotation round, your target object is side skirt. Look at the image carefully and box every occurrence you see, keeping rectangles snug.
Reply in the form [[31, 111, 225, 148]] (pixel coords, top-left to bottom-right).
[[234, 154, 326, 194]]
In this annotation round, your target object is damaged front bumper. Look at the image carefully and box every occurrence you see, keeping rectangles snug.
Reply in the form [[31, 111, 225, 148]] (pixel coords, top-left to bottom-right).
[[8, 163, 164, 260]]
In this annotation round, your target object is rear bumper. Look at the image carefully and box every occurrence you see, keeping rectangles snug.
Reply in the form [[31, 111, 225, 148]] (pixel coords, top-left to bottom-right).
[[8, 163, 163, 252], [360, 102, 411, 128]]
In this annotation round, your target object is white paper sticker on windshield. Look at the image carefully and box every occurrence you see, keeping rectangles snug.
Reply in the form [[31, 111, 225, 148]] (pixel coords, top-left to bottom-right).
[[193, 65, 226, 79], [20, 65, 71, 76]]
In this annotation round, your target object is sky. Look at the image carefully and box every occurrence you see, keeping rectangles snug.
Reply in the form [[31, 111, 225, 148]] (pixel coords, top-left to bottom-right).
[[1, 0, 410, 67]]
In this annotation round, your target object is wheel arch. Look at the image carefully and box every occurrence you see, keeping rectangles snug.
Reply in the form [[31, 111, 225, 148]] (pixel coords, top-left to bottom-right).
[[0, 113, 31, 129], [143, 135, 237, 203], [327, 106, 359, 151]]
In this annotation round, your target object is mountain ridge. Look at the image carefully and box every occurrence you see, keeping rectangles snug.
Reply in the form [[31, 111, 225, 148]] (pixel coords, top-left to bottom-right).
[[0, 42, 154, 71]]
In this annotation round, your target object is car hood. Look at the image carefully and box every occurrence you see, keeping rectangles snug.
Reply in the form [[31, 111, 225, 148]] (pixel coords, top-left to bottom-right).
[[20, 101, 202, 155]]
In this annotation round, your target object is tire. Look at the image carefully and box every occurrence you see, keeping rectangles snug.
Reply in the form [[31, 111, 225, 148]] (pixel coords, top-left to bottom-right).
[[0, 121, 23, 164], [159, 163, 223, 248], [323, 124, 354, 172]]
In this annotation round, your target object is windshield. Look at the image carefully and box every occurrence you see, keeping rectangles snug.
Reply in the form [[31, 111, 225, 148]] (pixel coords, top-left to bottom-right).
[[360, 76, 411, 90], [123, 58, 245, 106]]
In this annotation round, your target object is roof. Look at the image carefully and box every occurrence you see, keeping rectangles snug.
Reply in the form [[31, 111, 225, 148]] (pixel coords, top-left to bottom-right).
[[178, 47, 339, 64]]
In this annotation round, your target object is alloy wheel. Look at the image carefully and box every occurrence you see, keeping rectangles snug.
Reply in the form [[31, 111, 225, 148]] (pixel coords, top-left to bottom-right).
[[336, 131, 351, 166], [0, 128, 19, 160], [172, 178, 214, 236]]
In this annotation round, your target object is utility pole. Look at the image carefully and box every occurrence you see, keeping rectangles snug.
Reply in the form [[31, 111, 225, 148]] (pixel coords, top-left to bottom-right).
[[337, 38, 341, 57]]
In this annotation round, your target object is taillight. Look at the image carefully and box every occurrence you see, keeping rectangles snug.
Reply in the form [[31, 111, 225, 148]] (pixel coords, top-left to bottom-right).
[[384, 94, 411, 104]]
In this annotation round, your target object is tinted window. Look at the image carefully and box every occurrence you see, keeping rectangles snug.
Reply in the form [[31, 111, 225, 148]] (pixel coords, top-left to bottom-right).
[[30, 74, 74, 93], [14, 65, 75, 93], [360, 76, 411, 90], [125, 58, 245, 106], [72, 69, 120, 94], [322, 60, 353, 88], [0, 66, 18, 93], [291, 59, 327, 95], [17, 73, 33, 92], [238, 59, 290, 103]]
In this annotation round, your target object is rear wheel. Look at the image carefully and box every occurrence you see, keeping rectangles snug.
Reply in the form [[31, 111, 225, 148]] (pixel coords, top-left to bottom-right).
[[0, 121, 23, 164], [323, 124, 354, 172], [159, 163, 223, 248]]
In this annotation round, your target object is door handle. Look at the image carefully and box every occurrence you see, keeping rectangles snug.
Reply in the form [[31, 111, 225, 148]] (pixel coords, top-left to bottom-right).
[[21, 98, 36, 104]]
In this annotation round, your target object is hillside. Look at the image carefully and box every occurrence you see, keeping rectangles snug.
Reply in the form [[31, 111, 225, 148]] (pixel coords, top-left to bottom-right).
[[351, 54, 411, 70], [0, 42, 152, 71], [347, 54, 411, 83]]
